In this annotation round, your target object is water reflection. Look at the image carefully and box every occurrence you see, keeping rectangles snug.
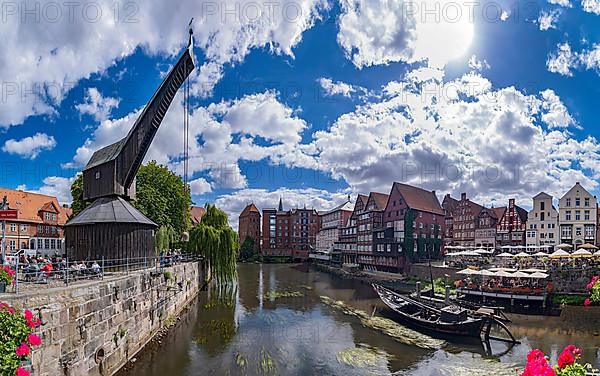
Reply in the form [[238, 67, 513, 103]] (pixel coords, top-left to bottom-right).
[[120, 264, 600, 376]]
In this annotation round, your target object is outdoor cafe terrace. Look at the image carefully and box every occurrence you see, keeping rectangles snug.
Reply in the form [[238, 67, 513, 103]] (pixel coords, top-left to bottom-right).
[[444, 243, 600, 293]]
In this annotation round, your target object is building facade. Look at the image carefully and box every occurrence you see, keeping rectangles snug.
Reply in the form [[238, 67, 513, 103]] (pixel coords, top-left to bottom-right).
[[355, 192, 388, 269], [526, 192, 559, 249], [474, 207, 504, 249], [0, 188, 71, 256], [442, 194, 459, 249], [449, 193, 485, 248], [373, 183, 445, 272], [238, 203, 261, 253], [315, 201, 353, 253], [336, 195, 366, 265], [260, 200, 320, 261], [496, 199, 528, 248], [559, 183, 597, 247]]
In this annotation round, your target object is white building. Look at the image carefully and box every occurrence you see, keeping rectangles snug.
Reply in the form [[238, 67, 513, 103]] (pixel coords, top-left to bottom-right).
[[526, 192, 559, 250], [559, 183, 598, 247], [315, 201, 353, 253]]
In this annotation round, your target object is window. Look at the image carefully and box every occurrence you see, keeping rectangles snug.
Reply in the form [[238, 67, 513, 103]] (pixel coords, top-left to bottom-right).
[[540, 201, 545, 210], [540, 212, 545, 221], [576, 227, 582, 236], [585, 210, 590, 221], [95, 171, 101, 179], [10, 223, 16, 232], [566, 211, 571, 221], [576, 198, 581, 207], [566, 198, 571, 207], [575, 211, 581, 221], [21, 224, 28, 232], [9, 240, 15, 251], [585, 198, 590, 207]]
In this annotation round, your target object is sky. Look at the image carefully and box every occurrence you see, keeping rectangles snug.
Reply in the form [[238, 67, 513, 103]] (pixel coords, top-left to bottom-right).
[[2, 0, 600, 224]]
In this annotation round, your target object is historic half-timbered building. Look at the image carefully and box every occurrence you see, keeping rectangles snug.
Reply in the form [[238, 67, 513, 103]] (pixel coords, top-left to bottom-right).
[[442, 194, 459, 249], [496, 198, 528, 248], [355, 192, 389, 269], [474, 207, 505, 249], [336, 194, 367, 265]]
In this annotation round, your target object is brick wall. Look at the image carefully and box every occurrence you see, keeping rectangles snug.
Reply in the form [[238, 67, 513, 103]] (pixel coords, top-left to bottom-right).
[[3, 262, 204, 376]]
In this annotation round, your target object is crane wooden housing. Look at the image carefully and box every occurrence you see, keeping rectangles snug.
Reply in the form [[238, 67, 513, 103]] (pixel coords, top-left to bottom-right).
[[65, 32, 196, 261]]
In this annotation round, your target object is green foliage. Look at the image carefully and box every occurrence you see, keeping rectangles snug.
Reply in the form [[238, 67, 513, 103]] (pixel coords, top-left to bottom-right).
[[589, 277, 600, 303], [155, 225, 177, 255], [0, 266, 15, 285], [188, 204, 239, 283], [552, 294, 587, 306], [70, 174, 89, 216], [135, 161, 192, 236], [555, 363, 592, 376], [403, 209, 416, 262], [238, 236, 259, 262]]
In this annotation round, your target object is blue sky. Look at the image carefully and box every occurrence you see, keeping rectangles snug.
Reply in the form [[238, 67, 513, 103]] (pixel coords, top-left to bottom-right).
[[2, 0, 600, 220]]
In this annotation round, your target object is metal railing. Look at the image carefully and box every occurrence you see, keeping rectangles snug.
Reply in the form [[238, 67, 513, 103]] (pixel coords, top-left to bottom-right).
[[1, 253, 201, 295]]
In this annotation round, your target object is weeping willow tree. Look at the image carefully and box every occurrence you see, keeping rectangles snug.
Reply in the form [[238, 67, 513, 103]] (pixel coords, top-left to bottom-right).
[[189, 204, 239, 283], [155, 225, 177, 255]]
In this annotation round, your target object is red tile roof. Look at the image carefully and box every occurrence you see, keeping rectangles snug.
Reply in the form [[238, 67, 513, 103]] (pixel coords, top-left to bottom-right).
[[392, 183, 444, 215], [492, 207, 507, 220], [190, 206, 206, 225], [239, 203, 260, 217], [0, 188, 70, 225], [368, 192, 390, 210]]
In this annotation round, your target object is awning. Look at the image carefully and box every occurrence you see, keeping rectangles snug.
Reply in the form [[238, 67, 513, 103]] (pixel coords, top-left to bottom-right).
[[572, 249, 593, 257], [550, 249, 570, 258]]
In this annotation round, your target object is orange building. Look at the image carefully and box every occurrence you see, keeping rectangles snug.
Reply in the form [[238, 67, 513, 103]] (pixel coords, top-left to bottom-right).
[[0, 188, 72, 255]]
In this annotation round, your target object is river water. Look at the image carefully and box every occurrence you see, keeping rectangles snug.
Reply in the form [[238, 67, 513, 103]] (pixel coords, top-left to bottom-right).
[[122, 264, 600, 376]]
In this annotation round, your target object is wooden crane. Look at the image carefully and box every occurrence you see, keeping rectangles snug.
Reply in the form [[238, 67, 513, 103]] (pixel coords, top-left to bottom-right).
[[65, 24, 196, 262]]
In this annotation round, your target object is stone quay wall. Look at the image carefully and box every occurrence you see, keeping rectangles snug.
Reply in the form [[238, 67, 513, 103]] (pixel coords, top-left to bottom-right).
[[3, 262, 204, 376]]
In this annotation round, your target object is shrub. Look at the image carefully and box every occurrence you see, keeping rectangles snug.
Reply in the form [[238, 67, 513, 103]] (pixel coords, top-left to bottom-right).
[[0, 266, 16, 285], [0, 302, 42, 376]]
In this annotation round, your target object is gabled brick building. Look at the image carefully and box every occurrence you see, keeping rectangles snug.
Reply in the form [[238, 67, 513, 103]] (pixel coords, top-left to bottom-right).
[[238, 203, 261, 253], [373, 183, 445, 271], [448, 193, 485, 248], [474, 207, 504, 249], [442, 194, 459, 249], [0, 188, 72, 256]]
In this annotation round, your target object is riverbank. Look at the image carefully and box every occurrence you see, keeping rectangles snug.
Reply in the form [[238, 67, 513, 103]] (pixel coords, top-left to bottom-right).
[[3, 262, 205, 376]]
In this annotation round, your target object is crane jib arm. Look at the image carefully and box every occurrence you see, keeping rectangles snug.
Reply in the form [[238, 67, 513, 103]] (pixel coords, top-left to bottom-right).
[[119, 46, 195, 190], [82, 42, 195, 201]]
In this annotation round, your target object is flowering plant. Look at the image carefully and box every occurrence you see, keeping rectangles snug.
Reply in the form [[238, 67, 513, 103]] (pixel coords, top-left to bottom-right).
[[521, 346, 596, 376], [584, 276, 600, 306], [0, 265, 16, 285], [0, 302, 42, 376]]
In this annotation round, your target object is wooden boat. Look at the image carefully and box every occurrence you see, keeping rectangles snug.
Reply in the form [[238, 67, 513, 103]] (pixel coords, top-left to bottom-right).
[[373, 284, 486, 338]]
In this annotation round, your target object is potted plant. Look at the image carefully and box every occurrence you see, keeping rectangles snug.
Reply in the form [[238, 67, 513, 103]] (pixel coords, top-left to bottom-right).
[[583, 275, 600, 306], [521, 345, 596, 376], [0, 266, 16, 293]]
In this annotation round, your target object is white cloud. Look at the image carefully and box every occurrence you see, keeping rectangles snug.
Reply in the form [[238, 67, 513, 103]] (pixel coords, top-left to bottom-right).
[[547, 0, 572, 7], [547, 42, 575, 76], [337, 0, 474, 68], [538, 9, 561, 31], [75, 88, 120, 122], [318, 78, 357, 97], [500, 10, 510, 21], [308, 70, 597, 205], [2, 133, 57, 159], [189, 178, 212, 195], [31, 176, 76, 204], [468, 55, 490, 71], [67, 90, 314, 190], [582, 0, 600, 14], [0, 0, 329, 128]]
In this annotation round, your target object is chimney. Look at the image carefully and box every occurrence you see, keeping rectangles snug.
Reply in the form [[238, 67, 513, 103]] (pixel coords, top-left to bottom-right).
[[461, 193, 467, 200]]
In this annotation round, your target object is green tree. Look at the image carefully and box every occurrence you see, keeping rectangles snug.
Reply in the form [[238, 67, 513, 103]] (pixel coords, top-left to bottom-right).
[[70, 174, 89, 216], [155, 225, 177, 255], [238, 236, 257, 262], [134, 161, 192, 236], [188, 204, 239, 283]]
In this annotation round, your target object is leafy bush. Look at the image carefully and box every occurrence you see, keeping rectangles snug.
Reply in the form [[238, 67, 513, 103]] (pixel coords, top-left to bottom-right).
[[0, 302, 42, 376], [552, 295, 587, 306], [0, 266, 15, 285]]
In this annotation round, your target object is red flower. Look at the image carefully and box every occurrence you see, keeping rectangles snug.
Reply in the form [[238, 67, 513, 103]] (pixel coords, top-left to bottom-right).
[[16, 368, 30, 376], [15, 343, 31, 357], [24, 310, 33, 321], [28, 334, 42, 347], [584, 298, 591, 307], [527, 349, 546, 363], [557, 350, 575, 369]]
